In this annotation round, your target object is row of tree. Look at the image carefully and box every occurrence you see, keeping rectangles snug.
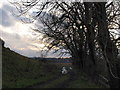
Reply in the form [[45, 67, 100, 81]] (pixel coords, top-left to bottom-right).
[[12, 0, 120, 88]]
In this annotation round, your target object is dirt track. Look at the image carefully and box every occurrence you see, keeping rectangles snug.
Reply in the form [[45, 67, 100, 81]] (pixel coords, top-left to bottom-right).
[[27, 71, 77, 88]]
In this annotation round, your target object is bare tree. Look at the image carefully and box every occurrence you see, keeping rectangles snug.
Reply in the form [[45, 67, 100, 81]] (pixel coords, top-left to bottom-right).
[[11, 0, 120, 88]]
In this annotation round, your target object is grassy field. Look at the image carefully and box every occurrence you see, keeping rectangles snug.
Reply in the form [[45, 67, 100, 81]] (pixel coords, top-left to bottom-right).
[[2, 47, 59, 88], [2, 46, 102, 88]]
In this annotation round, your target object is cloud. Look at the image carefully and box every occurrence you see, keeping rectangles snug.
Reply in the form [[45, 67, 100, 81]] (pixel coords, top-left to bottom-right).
[[1, 30, 21, 47], [15, 49, 42, 57], [1, 30, 69, 58], [2, 4, 13, 11], [0, 1, 69, 58], [0, 9, 15, 27], [0, 1, 45, 57], [1, 30, 46, 57], [0, 4, 16, 27]]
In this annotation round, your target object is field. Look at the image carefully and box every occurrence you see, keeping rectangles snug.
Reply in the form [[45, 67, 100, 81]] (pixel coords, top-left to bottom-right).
[[2, 47, 59, 88], [2, 46, 102, 88]]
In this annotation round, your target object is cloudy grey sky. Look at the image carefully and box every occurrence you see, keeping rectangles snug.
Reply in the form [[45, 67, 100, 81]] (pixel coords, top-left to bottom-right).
[[2, 0, 118, 58], [0, 0, 66, 58]]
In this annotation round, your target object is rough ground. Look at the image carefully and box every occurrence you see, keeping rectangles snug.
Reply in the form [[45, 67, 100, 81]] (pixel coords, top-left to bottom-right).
[[27, 71, 77, 88]]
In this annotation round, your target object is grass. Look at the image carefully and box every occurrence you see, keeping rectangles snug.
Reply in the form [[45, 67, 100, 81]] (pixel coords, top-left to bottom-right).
[[2, 46, 104, 88], [3, 74, 55, 88], [2, 47, 59, 88], [68, 77, 99, 88], [68, 72, 103, 88], [42, 75, 69, 88]]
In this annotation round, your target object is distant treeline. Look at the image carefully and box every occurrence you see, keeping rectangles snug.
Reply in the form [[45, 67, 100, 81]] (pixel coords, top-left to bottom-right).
[[31, 57, 72, 63]]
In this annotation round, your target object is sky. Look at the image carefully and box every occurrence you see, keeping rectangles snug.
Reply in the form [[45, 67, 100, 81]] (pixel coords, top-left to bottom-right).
[[0, 0, 119, 58], [0, 0, 65, 58]]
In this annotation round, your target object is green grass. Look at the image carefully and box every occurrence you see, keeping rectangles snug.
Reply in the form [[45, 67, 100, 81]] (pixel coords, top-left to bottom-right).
[[2, 46, 104, 88], [68, 77, 99, 88], [2, 47, 59, 88], [3, 74, 55, 88], [43, 75, 69, 88], [68, 73, 103, 88]]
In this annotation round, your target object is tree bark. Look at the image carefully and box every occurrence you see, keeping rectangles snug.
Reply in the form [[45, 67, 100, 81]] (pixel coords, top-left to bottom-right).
[[96, 2, 119, 88]]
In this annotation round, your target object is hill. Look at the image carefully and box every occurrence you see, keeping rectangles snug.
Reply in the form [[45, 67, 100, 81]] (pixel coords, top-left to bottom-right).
[[2, 39, 102, 88], [2, 46, 59, 88]]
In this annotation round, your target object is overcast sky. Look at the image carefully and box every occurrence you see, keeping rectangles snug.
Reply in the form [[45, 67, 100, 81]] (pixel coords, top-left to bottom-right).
[[1, 0, 119, 58], [0, 0, 68, 58]]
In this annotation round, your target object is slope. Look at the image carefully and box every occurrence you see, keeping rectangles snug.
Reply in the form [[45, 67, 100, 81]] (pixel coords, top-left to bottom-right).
[[2, 46, 59, 88]]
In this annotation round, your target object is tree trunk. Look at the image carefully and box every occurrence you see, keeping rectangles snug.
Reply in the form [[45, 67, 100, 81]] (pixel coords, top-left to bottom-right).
[[96, 2, 119, 88]]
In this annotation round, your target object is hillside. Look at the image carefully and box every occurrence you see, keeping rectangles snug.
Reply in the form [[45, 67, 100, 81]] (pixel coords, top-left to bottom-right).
[[2, 38, 102, 88], [2, 46, 59, 88]]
